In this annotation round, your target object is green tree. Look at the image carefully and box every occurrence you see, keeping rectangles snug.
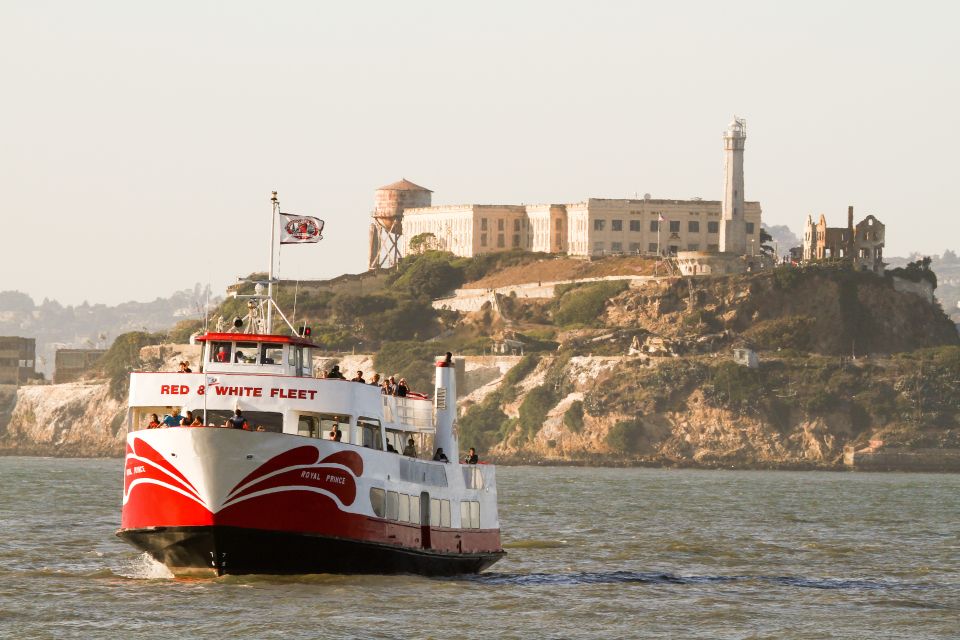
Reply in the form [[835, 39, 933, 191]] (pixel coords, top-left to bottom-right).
[[408, 232, 437, 254]]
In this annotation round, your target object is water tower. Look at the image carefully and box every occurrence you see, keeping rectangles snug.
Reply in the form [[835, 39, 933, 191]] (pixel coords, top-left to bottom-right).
[[368, 178, 433, 269]]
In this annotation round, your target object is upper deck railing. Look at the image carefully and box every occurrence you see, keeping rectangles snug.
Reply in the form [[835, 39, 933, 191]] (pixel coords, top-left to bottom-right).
[[383, 395, 434, 431]]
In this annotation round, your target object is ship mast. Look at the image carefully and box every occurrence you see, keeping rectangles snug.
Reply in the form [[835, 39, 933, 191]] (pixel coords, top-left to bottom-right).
[[268, 191, 279, 334]]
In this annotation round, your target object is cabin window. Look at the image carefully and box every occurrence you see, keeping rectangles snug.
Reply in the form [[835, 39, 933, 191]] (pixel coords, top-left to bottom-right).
[[197, 409, 283, 431], [410, 494, 421, 524], [261, 345, 284, 365], [440, 500, 451, 527], [385, 430, 405, 453], [319, 414, 350, 442], [358, 417, 382, 450], [460, 501, 480, 528], [398, 492, 410, 522], [234, 342, 258, 364], [386, 491, 399, 520], [297, 415, 319, 438], [370, 488, 386, 518], [430, 499, 441, 526], [210, 342, 232, 363]]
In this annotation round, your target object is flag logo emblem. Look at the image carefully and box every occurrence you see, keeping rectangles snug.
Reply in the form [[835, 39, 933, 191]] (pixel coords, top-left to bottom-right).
[[280, 214, 324, 244]]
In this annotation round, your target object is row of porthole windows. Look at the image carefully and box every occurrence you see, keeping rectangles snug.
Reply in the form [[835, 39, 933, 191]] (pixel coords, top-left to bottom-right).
[[369, 488, 481, 529]]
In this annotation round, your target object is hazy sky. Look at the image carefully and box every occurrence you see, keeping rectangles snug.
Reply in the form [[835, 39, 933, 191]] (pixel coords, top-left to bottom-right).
[[2, 1, 958, 305]]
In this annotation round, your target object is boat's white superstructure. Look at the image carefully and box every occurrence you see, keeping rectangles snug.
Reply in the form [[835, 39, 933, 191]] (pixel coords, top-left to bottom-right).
[[116, 194, 504, 576]]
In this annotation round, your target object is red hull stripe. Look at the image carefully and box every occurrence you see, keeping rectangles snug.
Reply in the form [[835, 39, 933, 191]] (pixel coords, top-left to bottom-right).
[[227, 445, 320, 498], [122, 483, 501, 555], [131, 438, 199, 494], [224, 465, 357, 507]]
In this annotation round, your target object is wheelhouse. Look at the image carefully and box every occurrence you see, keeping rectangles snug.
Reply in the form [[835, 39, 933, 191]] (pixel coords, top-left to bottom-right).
[[196, 332, 315, 377]]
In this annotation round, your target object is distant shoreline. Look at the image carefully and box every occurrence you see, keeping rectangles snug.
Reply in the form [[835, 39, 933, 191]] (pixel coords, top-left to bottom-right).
[[3, 449, 959, 472]]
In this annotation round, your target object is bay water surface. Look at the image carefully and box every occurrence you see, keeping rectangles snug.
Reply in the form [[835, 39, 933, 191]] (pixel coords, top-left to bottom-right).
[[0, 457, 957, 639]]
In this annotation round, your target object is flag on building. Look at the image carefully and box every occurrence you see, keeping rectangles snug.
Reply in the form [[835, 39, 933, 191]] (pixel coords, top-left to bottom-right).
[[279, 213, 324, 244], [657, 213, 665, 221]]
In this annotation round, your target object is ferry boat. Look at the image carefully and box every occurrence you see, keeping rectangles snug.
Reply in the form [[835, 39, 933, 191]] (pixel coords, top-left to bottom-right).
[[116, 194, 505, 577]]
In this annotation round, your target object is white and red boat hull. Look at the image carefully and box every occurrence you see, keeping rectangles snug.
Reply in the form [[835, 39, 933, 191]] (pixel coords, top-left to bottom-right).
[[117, 428, 504, 576]]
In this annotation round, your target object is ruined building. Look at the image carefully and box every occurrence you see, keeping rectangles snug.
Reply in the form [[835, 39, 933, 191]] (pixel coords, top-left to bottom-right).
[[802, 206, 885, 274]]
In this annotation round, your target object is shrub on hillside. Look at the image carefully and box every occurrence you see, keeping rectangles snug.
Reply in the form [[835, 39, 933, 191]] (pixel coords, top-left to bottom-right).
[[332, 293, 397, 321], [518, 384, 558, 442], [552, 281, 629, 327], [169, 319, 203, 344], [391, 252, 465, 299], [563, 400, 585, 433], [606, 418, 643, 453], [500, 354, 540, 402], [96, 331, 167, 400], [373, 341, 440, 392], [746, 316, 816, 351], [459, 396, 510, 454]]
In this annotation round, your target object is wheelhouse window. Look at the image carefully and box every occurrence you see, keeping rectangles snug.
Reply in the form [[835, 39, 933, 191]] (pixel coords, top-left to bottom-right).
[[234, 342, 258, 364], [261, 344, 284, 365], [210, 342, 232, 363], [300, 347, 311, 376]]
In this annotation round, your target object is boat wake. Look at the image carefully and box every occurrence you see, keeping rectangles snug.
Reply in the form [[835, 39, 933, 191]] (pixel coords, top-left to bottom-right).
[[461, 570, 930, 592], [116, 552, 174, 580]]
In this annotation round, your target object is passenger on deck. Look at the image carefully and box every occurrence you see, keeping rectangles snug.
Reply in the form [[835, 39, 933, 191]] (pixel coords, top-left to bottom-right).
[[386, 442, 398, 453], [369, 373, 381, 386], [147, 414, 161, 429], [161, 409, 182, 427], [394, 378, 408, 398], [215, 347, 228, 362], [190, 414, 203, 426], [464, 447, 479, 464], [180, 411, 195, 426], [402, 437, 417, 457], [380, 380, 391, 395], [351, 370, 365, 383], [326, 365, 345, 379], [178, 361, 192, 373], [329, 424, 343, 441], [432, 448, 449, 463], [225, 409, 248, 430]]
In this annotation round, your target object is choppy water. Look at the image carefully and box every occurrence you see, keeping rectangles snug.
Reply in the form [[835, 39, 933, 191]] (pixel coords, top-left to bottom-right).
[[0, 458, 957, 639]]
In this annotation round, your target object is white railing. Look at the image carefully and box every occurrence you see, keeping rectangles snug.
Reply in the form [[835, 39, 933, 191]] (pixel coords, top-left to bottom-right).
[[383, 395, 434, 431]]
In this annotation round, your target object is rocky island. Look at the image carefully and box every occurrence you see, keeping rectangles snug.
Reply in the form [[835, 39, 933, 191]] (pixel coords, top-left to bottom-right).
[[1, 252, 958, 470]]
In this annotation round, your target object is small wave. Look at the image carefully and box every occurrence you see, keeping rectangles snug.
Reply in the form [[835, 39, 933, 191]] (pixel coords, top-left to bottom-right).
[[503, 539, 568, 549]]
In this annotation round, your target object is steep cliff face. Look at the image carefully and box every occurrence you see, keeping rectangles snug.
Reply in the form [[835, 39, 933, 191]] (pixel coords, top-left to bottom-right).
[[0, 381, 125, 456], [480, 349, 960, 468], [0, 344, 199, 457]]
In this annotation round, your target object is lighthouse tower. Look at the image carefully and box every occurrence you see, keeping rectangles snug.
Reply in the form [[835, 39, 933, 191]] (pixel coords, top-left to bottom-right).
[[719, 117, 747, 255]]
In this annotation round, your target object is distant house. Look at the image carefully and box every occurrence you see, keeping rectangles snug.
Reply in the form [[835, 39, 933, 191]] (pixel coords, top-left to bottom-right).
[[0, 336, 37, 385], [54, 348, 106, 383], [491, 338, 525, 355], [732, 347, 759, 368]]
